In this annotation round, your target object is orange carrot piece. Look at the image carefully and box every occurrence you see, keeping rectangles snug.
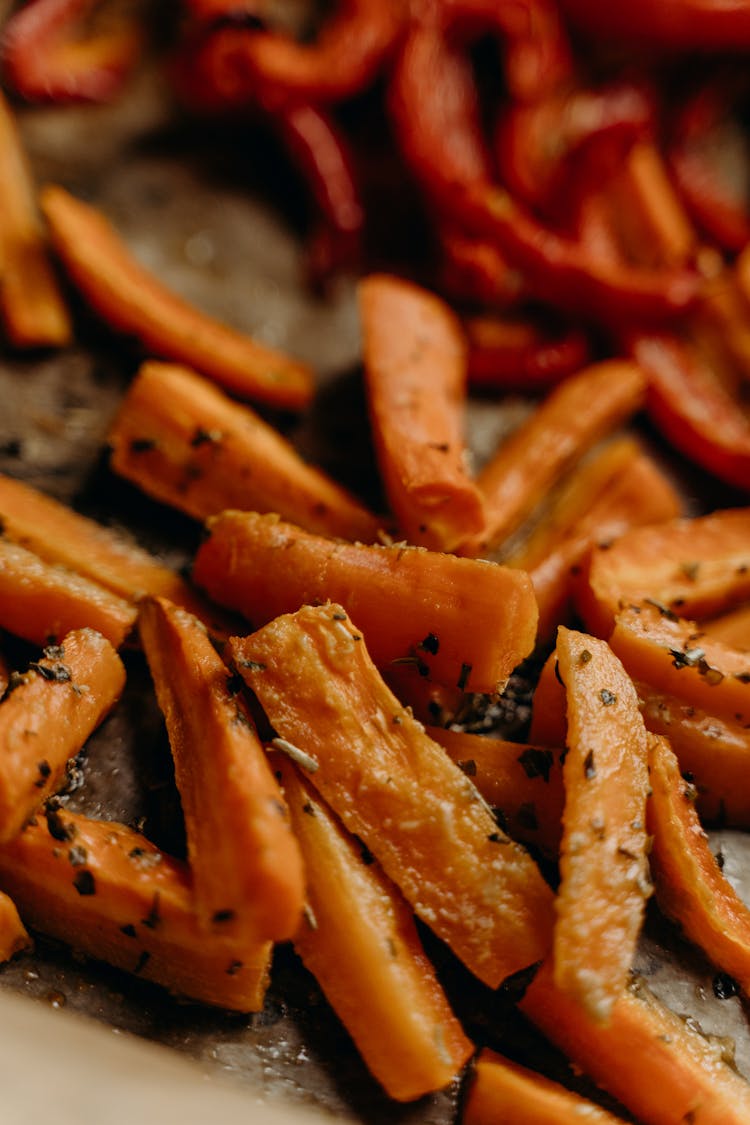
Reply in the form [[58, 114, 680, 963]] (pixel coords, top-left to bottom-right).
[[0, 809, 271, 1010], [278, 757, 473, 1101], [648, 732, 750, 994], [580, 508, 750, 638], [611, 142, 696, 269], [39, 185, 313, 409], [0, 92, 71, 348], [464, 1048, 627, 1125], [520, 960, 750, 1125], [428, 726, 564, 858], [382, 662, 464, 726], [0, 538, 136, 648], [528, 649, 567, 748], [702, 601, 750, 649], [554, 627, 651, 1022], [609, 602, 750, 726], [230, 604, 555, 988], [108, 362, 381, 543], [138, 596, 304, 943], [358, 273, 486, 552], [0, 628, 124, 842], [196, 510, 539, 694], [0, 890, 30, 961], [637, 681, 750, 826], [0, 649, 9, 699], [0, 472, 230, 636], [463, 360, 647, 556]]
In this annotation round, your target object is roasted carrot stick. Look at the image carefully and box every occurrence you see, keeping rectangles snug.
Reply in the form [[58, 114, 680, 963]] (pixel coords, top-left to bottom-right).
[[648, 732, 750, 995], [0, 538, 136, 648], [464, 1048, 627, 1125], [195, 510, 539, 694], [358, 273, 486, 552], [609, 603, 750, 727], [108, 362, 381, 543], [579, 508, 750, 638], [0, 628, 124, 843], [138, 596, 304, 943], [610, 142, 696, 269], [527, 649, 567, 748], [554, 627, 651, 1022], [381, 662, 464, 727], [39, 185, 313, 410], [0, 91, 71, 348], [462, 360, 647, 556], [520, 960, 750, 1125], [277, 756, 473, 1101], [428, 726, 564, 858], [0, 809, 271, 1010], [0, 890, 31, 962], [230, 604, 555, 988], [0, 472, 231, 636], [701, 602, 750, 650]]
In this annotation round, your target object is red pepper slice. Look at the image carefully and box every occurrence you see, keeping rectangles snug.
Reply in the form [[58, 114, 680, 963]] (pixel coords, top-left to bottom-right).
[[437, 228, 527, 308], [0, 0, 141, 104], [464, 313, 590, 391], [560, 0, 750, 50]]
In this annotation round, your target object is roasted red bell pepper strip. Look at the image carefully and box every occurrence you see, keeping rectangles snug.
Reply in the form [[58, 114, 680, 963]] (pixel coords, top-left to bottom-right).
[[437, 228, 526, 308], [560, 0, 750, 50], [464, 313, 589, 392], [0, 0, 141, 104]]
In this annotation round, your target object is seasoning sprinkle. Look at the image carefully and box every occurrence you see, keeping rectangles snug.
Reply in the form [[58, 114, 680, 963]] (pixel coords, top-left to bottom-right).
[[599, 688, 617, 706], [271, 737, 319, 773], [73, 870, 96, 896], [457, 662, 472, 691]]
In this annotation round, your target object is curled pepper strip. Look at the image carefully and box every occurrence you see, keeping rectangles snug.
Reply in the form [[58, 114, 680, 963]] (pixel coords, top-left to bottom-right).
[[0, 0, 142, 104], [560, 0, 750, 51], [464, 313, 589, 392]]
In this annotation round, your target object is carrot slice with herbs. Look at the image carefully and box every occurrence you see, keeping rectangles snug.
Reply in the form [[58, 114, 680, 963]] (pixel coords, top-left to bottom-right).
[[520, 961, 750, 1125], [195, 510, 539, 694], [230, 604, 555, 988], [464, 1048, 628, 1125], [138, 596, 304, 944], [701, 601, 750, 649], [277, 756, 473, 1101], [463, 360, 647, 556], [0, 890, 31, 961], [0, 628, 124, 842], [358, 273, 486, 552], [0, 91, 71, 348], [554, 627, 651, 1022], [528, 649, 567, 748], [648, 732, 750, 995], [0, 809, 271, 1011], [40, 185, 313, 409], [0, 538, 136, 648], [108, 362, 381, 543], [611, 142, 696, 269]]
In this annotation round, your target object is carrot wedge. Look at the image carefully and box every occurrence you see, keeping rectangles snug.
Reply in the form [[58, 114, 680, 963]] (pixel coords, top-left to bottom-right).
[[648, 732, 750, 995], [138, 596, 304, 943], [462, 360, 647, 556], [520, 961, 750, 1125], [0, 810, 271, 1010], [39, 185, 313, 410], [0, 91, 71, 348], [0, 538, 136, 648], [358, 273, 486, 552], [278, 757, 473, 1101], [0, 472, 230, 636], [701, 602, 750, 650], [464, 1048, 627, 1125], [0, 890, 30, 961], [554, 627, 651, 1022], [528, 649, 567, 747], [108, 362, 380, 543], [230, 604, 555, 988], [0, 628, 124, 842]]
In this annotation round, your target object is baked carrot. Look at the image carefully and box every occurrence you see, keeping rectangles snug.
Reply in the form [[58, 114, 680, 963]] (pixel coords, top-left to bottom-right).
[[108, 362, 381, 543], [230, 604, 555, 988], [195, 510, 539, 694], [638, 681, 750, 827], [610, 142, 696, 269], [609, 602, 750, 726], [464, 1048, 627, 1125], [520, 960, 750, 1125], [358, 273, 486, 552], [0, 91, 71, 348], [508, 438, 682, 640], [462, 360, 647, 556], [0, 538, 136, 648], [138, 596, 304, 943], [0, 472, 231, 637], [277, 756, 473, 1101], [702, 602, 750, 649], [0, 649, 9, 700], [648, 732, 750, 995], [0, 809, 271, 1010], [39, 185, 313, 410], [0, 890, 30, 962], [0, 628, 124, 843], [428, 726, 564, 858], [554, 627, 651, 1022], [579, 508, 750, 638], [528, 649, 567, 748], [381, 663, 464, 727]]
